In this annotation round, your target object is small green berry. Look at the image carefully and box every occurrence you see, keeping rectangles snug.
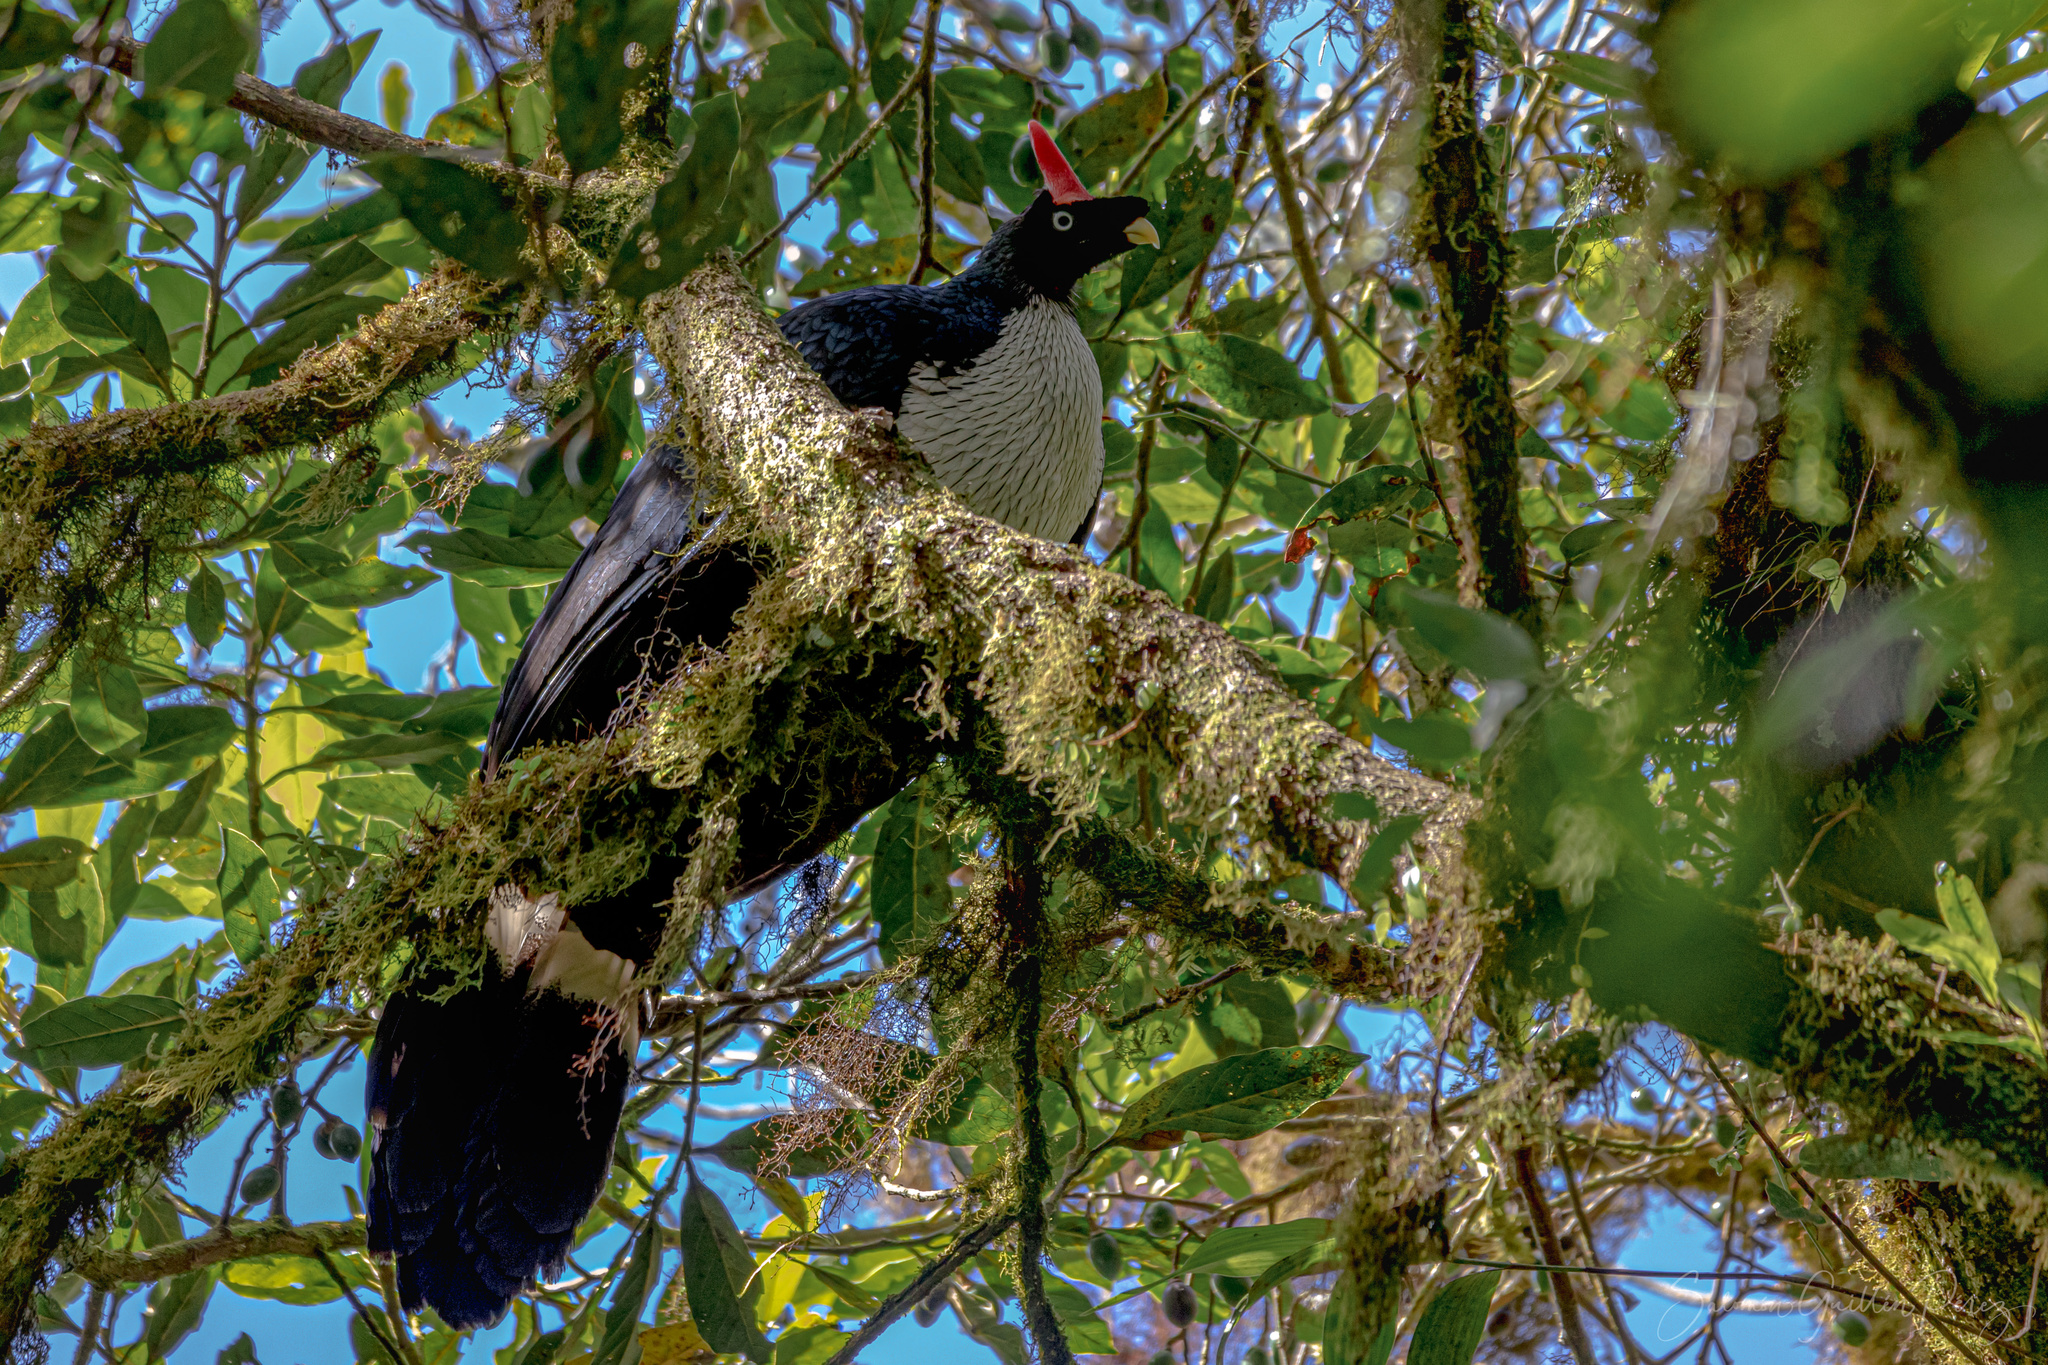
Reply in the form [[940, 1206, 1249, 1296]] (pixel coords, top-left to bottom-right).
[[1143, 1201, 1178, 1237], [1832, 1309, 1870, 1346], [1628, 1086, 1657, 1115], [1215, 1274, 1251, 1302], [1087, 1231, 1123, 1281], [272, 1080, 304, 1127], [1161, 1279, 1197, 1328], [239, 1165, 279, 1204]]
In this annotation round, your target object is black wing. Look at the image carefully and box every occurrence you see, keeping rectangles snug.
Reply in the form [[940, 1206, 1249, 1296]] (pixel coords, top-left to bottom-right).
[[483, 443, 757, 776], [776, 282, 1006, 411]]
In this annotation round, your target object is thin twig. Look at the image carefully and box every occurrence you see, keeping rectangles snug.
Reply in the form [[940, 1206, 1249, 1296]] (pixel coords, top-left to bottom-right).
[[738, 0, 941, 268], [1510, 1145, 1600, 1365], [908, 0, 947, 285]]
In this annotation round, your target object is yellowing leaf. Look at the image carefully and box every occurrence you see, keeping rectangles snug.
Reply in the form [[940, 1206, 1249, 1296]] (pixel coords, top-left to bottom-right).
[[260, 700, 338, 827]]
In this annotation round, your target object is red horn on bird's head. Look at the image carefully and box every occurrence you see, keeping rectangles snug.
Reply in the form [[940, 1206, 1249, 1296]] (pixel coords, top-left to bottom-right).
[[1029, 119, 1092, 204]]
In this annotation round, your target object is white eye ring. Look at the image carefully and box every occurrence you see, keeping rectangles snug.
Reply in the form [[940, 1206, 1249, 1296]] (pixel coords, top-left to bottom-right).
[[1052, 210, 1075, 231]]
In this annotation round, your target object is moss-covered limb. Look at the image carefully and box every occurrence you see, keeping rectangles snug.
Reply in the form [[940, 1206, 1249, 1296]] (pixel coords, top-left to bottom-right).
[[1407, 0, 1537, 633], [69, 1219, 365, 1287], [0, 265, 502, 714], [642, 258, 1476, 915], [1772, 931, 2048, 1198]]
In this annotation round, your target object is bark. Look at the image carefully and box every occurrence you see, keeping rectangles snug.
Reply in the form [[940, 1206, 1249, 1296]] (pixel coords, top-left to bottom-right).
[[1409, 0, 1537, 631]]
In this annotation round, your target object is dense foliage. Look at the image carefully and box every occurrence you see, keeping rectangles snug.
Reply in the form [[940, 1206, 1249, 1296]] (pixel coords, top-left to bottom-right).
[[7, 0, 2048, 1362]]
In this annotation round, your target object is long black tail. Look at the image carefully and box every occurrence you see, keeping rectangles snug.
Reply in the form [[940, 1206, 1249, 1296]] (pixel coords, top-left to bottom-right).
[[365, 963, 633, 1330]]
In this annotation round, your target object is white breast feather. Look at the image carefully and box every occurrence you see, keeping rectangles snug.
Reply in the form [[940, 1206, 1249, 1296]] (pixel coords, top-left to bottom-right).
[[897, 297, 1104, 543]]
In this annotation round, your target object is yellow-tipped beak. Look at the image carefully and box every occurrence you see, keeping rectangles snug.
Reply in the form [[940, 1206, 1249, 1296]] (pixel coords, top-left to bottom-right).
[[1125, 217, 1161, 248]]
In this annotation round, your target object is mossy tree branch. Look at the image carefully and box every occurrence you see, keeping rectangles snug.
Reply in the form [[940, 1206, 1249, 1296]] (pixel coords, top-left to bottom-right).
[[1409, 0, 1536, 630]]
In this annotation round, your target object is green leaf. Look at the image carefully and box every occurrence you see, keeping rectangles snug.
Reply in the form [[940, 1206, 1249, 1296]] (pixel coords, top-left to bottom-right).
[[295, 31, 381, 108], [0, 706, 233, 812], [1236, 1238, 1340, 1306], [1060, 75, 1168, 188], [18, 992, 184, 1069], [246, 241, 391, 329], [870, 778, 954, 964], [319, 772, 438, 824], [1379, 579, 1540, 682], [267, 189, 402, 263], [216, 828, 281, 965], [1160, 333, 1329, 421], [1764, 1177, 1828, 1226], [915, 1074, 1016, 1145], [380, 60, 413, 133], [606, 93, 743, 300], [363, 155, 530, 281], [142, 1270, 214, 1358], [1340, 394, 1398, 461], [1294, 466, 1425, 533], [552, 0, 653, 177], [220, 1253, 343, 1305], [1192, 550, 1237, 622], [1118, 151, 1232, 316], [0, 279, 73, 365], [1201, 291, 1290, 338], [1560, 518, 1628, 565], [1193, 970, 1299, 1055], [46, 260, 175, 390], [144, 0, 252, 104], [400, 528, 582, 587], [0, 6, 75, 71], [1349, 813, 1425, 901], [680, 1170, 773, 1363], [1137, 499, 1183, 600], [69, 658, 146, 757], [594, 1213, 663, 1365], [742, 41, 850, 128], [295, 731, 471, 773], [1875, 907, 2002, 1004], [23, 861, 105, 968], [0, 836, 87, 889], [1179, 1219, 1332, 1277], [1107, 1045, 1362, 1148], [766, 0, 836, 46], [860, 0, 916, 57], [267, 539, 436, 609], [233, 295, 384, 380], [1541, 50, 1641, 102], [1800, 1133, 1951, 1182], [704, 1110, 869, 1180], [1408, 1270, 1500, 1365], [186, 562, 226, 652], [774, 1322, 852, 1365], [0, 192, 83, 255]]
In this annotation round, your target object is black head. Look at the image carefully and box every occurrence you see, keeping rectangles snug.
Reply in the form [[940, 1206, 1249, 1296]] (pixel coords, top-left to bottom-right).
[[978, 189, 1157, 301]]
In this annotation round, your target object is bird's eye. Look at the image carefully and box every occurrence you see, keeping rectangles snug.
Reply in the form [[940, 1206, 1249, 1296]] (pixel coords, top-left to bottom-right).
[[1052, 210, 1075, 231]]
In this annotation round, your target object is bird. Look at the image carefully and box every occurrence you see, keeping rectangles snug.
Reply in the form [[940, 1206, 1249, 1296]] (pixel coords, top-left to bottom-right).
[[363, 119, 1156, 1331]]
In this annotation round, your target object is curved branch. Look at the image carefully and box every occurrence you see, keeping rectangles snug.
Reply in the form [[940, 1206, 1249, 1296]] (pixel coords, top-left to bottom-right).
[[89, 36, 493, 165], [68, 1219, 365, 1287]]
